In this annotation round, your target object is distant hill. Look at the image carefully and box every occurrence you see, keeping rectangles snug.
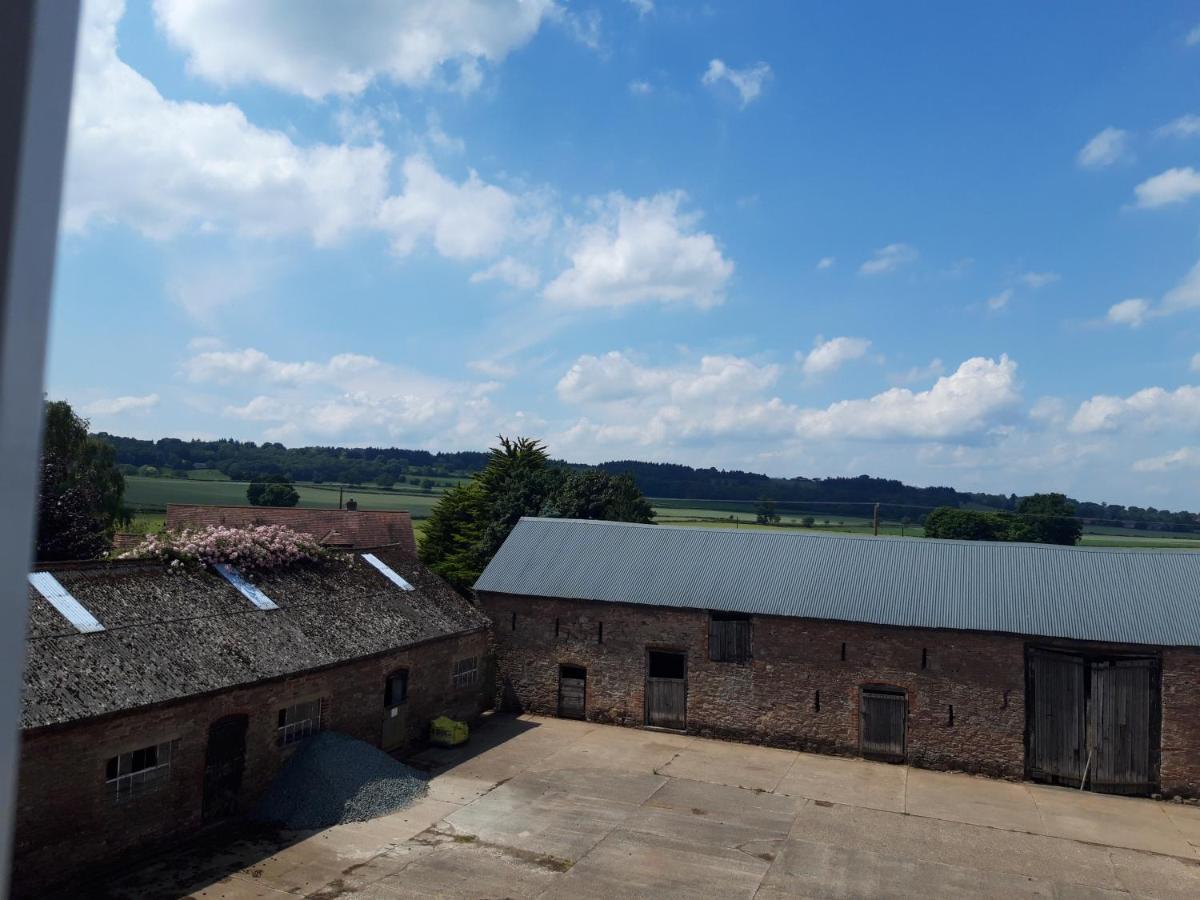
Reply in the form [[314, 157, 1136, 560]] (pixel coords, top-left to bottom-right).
[[96, 433, 1200, 534]]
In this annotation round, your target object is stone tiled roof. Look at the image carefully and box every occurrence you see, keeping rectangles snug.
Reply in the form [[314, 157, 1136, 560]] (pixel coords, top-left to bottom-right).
[[165, 505, 418, 556], [23, 548, 487, 730]]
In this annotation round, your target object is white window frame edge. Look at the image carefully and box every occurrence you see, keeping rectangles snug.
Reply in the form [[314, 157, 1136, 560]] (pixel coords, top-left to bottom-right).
[[0, 0, 80, 884]]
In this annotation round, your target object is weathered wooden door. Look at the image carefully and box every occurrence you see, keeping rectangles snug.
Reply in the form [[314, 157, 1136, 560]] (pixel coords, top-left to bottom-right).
[[645, 650, 687, 730], [860, 688, 906, 761], [382, 669, 409, 752], [558, 665, 587, 720], [203, 715, 248, 822], [1027, 649, 1087, 783], [1090, 659, 1155, 794]]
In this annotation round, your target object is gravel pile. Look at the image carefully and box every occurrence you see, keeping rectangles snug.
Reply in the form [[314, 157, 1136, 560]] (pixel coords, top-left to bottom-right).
[[252, 732, 428, 829]]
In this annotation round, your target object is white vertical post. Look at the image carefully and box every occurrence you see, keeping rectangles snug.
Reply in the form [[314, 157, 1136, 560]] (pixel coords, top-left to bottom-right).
[[0, 0, 80, 889]]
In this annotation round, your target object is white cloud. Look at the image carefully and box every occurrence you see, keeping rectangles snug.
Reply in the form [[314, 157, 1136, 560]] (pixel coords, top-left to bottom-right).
[[889, 358, 944, 386], [1106, 298, 1150, 327], [1077, 127, 1130, 169], [1188, 24, 1200, 46], [1019, 271, 1060, 289], [1156, 113, 1200, 139], [557, 351, 779, 406], [626, 0, 654, 16], [558, 7, 604, 53], [986, 289, 1013, 311], [1069, 384, 1200, 434], [1132, 447, 1200, 472], [628, 79, 653, 95], [468, 359, 518, 379], [469, 256, 541, 290], [377, 155, 521, 259], [1029, 396, 1068, 426], [543, 192, 733, 309], [64, 0, 390, 245], [182, 348, 381, 385], [1133, 167, 1200, 208], [82, 393, 160, 416], [152, 0, 557, 99], [859, 243, 917, 275], [796, 356, 1020, 441], [816, 256, 835, 270], [701, 59, 772, 108], [1191, 353, 1200, 372], [1161, 259, 1200, 314], [798, 336, 872, 377]]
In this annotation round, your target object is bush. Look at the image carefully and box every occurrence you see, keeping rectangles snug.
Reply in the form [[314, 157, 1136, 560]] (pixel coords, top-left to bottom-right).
[[121, 524, 331, 572]]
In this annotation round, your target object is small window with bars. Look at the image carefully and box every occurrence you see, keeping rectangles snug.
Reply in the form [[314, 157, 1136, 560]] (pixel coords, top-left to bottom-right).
[[105, 740, 176, 803], [709, 612, 752, 664], [452, 656, 479, 690], [277, 698, 322, 746]]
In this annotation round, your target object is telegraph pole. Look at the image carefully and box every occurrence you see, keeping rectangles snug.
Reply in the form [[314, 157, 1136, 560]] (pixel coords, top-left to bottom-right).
[[872, 503, 880, 536]]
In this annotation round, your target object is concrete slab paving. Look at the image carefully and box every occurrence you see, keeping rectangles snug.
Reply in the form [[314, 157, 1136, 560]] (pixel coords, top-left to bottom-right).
[[774, 749, 908, 813], [905, 767, 1045, 834], [92, 715, 1200, 899]]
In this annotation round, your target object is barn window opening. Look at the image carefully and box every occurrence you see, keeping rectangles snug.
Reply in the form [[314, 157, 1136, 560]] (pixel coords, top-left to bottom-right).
[[948, 704, 955, 726], [709, 611, 752, 663], [598, 622, 604, 643], [277, 699, 322, 746], [921, 648, 928, 670], [511, 611, 517, 631], [385, 669, 409, 706], [105, 740, 176, 802], [647, 650, 686, 679], [840, 642, 847, 661], [452, 656, 480, 690], [814, 690, 821, 712]]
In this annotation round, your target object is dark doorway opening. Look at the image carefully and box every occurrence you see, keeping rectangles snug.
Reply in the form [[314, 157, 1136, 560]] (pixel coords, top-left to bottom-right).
[[558, 665, 587, 720], [383, 668, 409, 752], [645, 650, 687, 730], [203, 715, 248, 822], [860, 686, 906, 763]]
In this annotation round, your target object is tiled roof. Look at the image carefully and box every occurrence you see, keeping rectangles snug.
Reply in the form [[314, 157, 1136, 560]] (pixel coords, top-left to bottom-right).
[[24, 548, 486, 730], [165, 505, 417, 556], [476, 518, 1200, 648]]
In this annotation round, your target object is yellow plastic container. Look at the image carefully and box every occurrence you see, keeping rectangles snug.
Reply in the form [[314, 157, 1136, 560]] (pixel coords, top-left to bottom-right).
[[430, 716, 469, 747]]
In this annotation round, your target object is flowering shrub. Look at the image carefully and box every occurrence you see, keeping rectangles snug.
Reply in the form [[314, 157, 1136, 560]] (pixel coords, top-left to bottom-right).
[[121, 524, 332, 573]]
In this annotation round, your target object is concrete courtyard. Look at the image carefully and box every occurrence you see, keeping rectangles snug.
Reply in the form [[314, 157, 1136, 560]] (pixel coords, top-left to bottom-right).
[[100, 714, 1200, 899]]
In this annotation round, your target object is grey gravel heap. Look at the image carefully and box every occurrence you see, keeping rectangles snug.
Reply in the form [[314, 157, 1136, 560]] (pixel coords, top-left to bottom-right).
[[252, 732, 428, 829]]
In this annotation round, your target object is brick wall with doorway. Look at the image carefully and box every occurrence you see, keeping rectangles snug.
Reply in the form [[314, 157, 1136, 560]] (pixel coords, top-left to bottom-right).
[[11, 628, 489, 896], [478, 592, 1200, 794]]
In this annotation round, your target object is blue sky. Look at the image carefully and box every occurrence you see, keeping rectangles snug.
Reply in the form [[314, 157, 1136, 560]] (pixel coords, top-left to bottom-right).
[[47, 0, 1200, 507]]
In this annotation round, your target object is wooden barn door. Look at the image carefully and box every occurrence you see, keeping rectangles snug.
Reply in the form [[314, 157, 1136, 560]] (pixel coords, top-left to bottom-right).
[[1089, 658, 1156, 794], [1027, 649, 1087, 784], [558, 665, 587, 719], [645, 650, 687, 730], [860, 687, 906, 762], [203, 715, 248, 822]]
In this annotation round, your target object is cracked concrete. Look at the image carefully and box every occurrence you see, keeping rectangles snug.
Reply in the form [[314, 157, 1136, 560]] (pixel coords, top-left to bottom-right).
[[97, 714, 1200, 899]]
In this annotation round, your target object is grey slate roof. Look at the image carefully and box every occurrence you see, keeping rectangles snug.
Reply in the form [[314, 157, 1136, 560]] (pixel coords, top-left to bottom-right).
[[24, 549, 488, 730], [475, 518, 1200, 648]]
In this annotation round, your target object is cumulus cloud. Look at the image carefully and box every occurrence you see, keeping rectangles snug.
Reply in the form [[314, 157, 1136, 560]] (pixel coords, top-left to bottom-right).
[[182, 348, 382, 385], [1105, 298, 1150, 328], [543, 192, 733, 309], [628, 79, 653, 95], [1132, 447, 1200, 472], [796, 356, 1020, 441], [82, 394, 160, 416], [701, 59, 772, 107], [152, 0, 556, 98], [1156, 114, 1200, 139], [816, 256, 835, 270], [557, 351, 779, 406], [1019, 271, 1060, 289], [985, 289, 1013, 312], [63, 0, 390, 244], [1077, 127, 1130, 169], [626, 0, 654, 16], [1191, 353, 1200, 372], [469, 256, 541, 290], [1188, 25, 1200, 46], [797, 336, 872, 377], [1069, 384, 1200, 434], [1133, 167, 1200, 208], [859, 243, 917, 275]]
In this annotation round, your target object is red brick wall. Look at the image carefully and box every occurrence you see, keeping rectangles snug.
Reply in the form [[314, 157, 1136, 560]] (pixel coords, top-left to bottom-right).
[[479, 593, 1200, 794], [11, 628, 490, 896]]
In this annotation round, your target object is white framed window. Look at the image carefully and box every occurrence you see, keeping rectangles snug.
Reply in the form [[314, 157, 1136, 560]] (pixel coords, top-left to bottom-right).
[[277, 698, 322, 746], [105, 740, 176, 803], [452, 656, 479, 690]]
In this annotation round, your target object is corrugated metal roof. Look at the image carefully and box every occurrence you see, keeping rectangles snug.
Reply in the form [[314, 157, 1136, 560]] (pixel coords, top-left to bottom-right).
[[474, 518, 1200, 647]]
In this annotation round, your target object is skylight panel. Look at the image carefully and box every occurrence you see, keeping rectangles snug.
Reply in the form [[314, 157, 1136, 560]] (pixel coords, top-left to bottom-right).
[[362, 553, 414, 591], [28, 572, 104, 633], [213, 563, 280, 611]]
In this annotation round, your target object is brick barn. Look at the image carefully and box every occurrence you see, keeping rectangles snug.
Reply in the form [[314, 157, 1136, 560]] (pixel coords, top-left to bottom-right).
[[14, 545, 489, 895], [476, 518, 1200, 798]]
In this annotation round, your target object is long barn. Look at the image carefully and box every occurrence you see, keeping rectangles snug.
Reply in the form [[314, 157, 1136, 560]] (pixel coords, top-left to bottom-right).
[[475, 518, 1200, 797]]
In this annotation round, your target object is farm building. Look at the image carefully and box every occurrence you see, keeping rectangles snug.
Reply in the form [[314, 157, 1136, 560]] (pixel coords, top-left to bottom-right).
[[165, 504, 419, 552], [476, 518, 1200, 798], [14, 544, 490, 895]]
